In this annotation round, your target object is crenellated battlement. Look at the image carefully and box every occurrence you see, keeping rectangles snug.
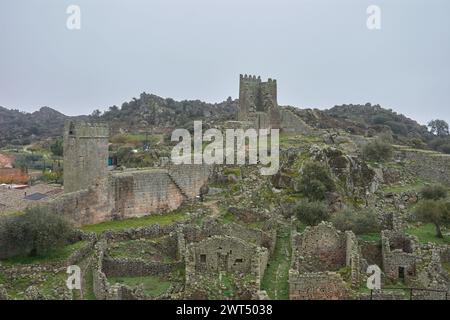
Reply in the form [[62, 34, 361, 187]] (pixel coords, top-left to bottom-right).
[[238, 74, 280, 129]]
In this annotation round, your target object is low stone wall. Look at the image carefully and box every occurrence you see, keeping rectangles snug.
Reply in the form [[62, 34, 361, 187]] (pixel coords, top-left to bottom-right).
[[102, 258, 182, 278], [91, 240, 145, 300], [289, 271, 351, 300], [103, 223, 180, 242]]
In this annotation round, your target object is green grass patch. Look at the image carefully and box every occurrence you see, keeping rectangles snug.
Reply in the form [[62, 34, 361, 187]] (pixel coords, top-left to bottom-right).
[[261, 227, 291, 300], [221, 212, 236, 225], [108, 239, 173, 262], [382, 179, 427, 194], [82, 212, 187, 234], [1, 240, 87, 265], [83, 266, 96, 300], [223, 167, 241, 177], [2, 271, 68, 299], [357, 233, 381, 242], [406, 223, 450, 245], [442, 262, 450, 275], [219, 273, 235, 298], [108, 275, 172, 297]]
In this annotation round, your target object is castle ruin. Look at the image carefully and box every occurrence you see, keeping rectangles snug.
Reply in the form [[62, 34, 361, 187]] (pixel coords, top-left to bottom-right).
[[45, 120, 211, 227], [237, 74, 281, 130], [236, 74, 312, 134]]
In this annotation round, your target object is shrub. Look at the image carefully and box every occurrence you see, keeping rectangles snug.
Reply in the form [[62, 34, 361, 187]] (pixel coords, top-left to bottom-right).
[[362, 138, 393, 162], [0, 207, 75, 258], [331, 208, 380, 235], [438, 143, 450, 154], [420, 184, 448, 200], [295, 200, 329, 226], [298, 162, 335, 201]]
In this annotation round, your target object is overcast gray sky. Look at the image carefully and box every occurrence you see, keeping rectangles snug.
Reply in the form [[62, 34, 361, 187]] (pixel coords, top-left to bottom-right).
[[1, 0, 449, 125]]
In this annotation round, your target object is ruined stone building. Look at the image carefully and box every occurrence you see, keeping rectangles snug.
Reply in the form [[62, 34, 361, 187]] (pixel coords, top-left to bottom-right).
[[185, 235, 268, 282], [289, 222, 361, 300], [381, 230, 419, 283], [45, 120, 211, 227]]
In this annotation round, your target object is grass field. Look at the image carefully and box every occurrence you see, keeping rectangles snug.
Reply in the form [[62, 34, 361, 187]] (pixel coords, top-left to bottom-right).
[[406, 223, 450, 245], [81, 212, 188, 234]]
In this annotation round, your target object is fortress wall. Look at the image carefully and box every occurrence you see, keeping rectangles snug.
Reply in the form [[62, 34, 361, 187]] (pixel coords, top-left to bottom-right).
[[45, 166, 210, 227], [280, 108, 313, 134], [168, 164, 211, 198], [46, 182, 112, 227], [111, 169, 185, 219]]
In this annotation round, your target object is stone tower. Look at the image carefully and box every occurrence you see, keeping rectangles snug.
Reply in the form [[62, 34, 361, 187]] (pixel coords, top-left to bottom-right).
[[238, 74, 280, 129], [63, 120, 109, 193]]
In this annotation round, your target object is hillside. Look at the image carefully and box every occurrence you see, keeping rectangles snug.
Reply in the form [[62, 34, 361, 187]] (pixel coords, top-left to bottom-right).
[[0, 94, 238, 147], [2, 97, 448, 154], [0, 106, 69, 147], [98, 92, 238, 134]]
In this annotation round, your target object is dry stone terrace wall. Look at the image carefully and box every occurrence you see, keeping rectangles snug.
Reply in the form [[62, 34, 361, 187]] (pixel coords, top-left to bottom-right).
[[103, 223, 180, 242], [102, 258, 182, 278], [90, 222, 190, 300], [92, 240, 146, 300], [398, 149, 450, 185]]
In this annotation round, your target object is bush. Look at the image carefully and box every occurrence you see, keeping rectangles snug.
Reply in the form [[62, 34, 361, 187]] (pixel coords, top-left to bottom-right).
[[438, 143, 450, 154], [0, 207, 75, 258], [420, 184, 448, 200], [414, 200, 450, 238], [298, 162, 335, 201], [362, 138, 393, 162], [331, 208, 380, 235], [295, 200, 329, 226], [50, 138, 63, 157]]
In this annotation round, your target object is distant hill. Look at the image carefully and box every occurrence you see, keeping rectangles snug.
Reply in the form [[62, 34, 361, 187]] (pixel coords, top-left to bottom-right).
[[0, 94, 238, 147], [2, 97, 447, 153], [98, 92, 238, 135], [0, 106, 70, 147], [285, 103, 435, 145]]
